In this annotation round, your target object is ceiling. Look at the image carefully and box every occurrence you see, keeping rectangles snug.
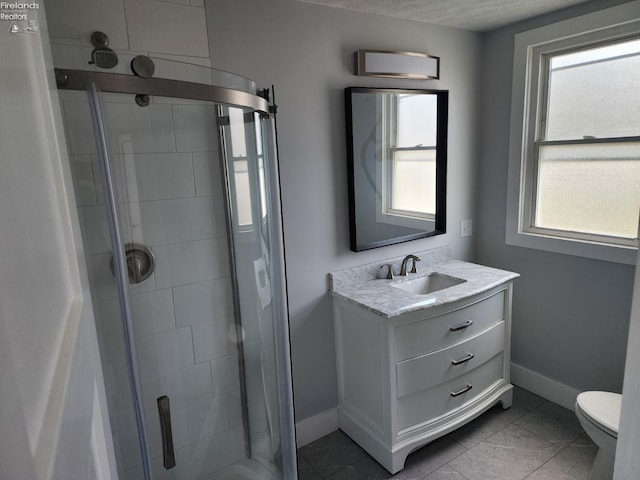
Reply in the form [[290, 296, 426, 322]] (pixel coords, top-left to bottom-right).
[[296, 0, 593, 31]]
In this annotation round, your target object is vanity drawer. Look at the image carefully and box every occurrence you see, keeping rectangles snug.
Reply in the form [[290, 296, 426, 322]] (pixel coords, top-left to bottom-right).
[[394, 290, 505, 362], [396, 353, 504, 432], [396, 322, 504, 397]]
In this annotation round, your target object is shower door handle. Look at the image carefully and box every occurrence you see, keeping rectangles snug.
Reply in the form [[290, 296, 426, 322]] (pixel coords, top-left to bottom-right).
[[157, 396, 176, 469]]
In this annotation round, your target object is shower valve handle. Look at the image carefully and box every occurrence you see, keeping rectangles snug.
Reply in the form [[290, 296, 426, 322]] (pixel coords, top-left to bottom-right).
[[127, 256, 143, 283], [110, 243, 155, 284]]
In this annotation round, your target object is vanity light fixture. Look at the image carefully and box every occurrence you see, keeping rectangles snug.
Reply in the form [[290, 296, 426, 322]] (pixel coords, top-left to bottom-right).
[[355, 49, 440, 80]]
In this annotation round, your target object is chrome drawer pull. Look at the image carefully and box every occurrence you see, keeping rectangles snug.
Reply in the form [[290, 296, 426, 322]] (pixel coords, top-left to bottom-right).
[[450, 384, 473, 397], [451, 353, 475, 365], [449, 320, 473, 332]]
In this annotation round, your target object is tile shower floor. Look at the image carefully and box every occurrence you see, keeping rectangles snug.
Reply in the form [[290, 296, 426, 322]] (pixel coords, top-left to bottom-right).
[[297, 387, 596, 480]]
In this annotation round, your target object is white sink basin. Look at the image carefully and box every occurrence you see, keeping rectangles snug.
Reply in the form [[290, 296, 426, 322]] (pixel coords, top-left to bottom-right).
[[392, 273, 466, 295]]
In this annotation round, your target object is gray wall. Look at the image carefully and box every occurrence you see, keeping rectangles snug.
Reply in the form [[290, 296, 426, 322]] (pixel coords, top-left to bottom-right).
[[477, 0, 636, 394], [206, 0, 483, 421]]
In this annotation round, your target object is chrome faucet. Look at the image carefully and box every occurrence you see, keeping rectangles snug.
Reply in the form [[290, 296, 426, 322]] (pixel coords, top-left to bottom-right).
[[400, 255, 421, 276]]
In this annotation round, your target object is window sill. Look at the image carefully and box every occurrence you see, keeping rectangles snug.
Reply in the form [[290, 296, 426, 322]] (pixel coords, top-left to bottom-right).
[[505, 228, 637, 265]]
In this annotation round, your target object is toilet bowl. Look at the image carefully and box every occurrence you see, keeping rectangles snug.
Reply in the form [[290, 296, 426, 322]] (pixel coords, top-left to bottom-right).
[[575, 391, 622, 480]]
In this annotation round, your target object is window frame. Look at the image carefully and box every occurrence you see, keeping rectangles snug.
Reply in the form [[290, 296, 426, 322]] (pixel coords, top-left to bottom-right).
[[506, 2, 640, 265]]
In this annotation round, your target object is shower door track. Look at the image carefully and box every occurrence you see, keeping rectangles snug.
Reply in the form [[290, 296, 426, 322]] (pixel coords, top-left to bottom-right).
[[55, 68, 270, 113]]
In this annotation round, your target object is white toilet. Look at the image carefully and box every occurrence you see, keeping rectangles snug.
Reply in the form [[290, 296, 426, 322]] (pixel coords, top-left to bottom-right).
[[575, 391, 622, 480]]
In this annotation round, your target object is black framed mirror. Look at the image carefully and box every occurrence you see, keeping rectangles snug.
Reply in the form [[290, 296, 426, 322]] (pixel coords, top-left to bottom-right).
[[345, 87, 448, 251]]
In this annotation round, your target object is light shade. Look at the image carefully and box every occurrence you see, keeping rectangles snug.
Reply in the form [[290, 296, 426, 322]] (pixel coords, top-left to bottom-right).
[[356, 50, 440, 80]]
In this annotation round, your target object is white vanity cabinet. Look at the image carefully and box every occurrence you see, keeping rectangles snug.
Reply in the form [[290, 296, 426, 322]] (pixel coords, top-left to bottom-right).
[[333, 281, 514, 473]]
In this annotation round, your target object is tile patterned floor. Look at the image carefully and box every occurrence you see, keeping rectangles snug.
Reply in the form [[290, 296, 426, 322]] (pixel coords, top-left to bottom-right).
[[297, 387, 597, 480]]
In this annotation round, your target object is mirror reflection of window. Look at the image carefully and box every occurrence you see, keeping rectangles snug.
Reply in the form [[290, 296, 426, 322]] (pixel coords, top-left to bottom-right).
[[386, 94, 438, 219], [233, 159, 252, 226], [229, 107, 252, 226], [226, 109, 269, 230], [254, 112, 268, 220], [230, 107, 248, 157]]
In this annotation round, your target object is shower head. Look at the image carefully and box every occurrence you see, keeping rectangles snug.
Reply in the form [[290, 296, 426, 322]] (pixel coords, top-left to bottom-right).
[[88, 31, 118, 69], [89, 47, 119, 69]]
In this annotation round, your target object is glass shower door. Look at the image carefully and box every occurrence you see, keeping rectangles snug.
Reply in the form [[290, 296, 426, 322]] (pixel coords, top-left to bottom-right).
[[218, 104, 296, 479], [65, 76, 295, 480]]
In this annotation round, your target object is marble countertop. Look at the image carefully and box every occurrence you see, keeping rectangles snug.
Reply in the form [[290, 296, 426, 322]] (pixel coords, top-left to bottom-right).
[[330, 259, 519, 318]]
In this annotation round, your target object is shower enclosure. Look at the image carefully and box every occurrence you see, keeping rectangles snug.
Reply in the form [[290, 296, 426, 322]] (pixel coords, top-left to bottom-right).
[[56, 59, 296, 480]]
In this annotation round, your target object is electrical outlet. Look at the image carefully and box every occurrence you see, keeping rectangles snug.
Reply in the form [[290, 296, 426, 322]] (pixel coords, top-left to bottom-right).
[[461, 219, 473, 237]]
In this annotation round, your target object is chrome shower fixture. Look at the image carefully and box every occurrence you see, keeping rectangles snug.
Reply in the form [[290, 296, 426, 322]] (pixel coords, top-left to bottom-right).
[[135, 94, 150, 107], [88, 31, 118, 69], [131, 55, 155, 78], [130, 55, 155, 106], [110, 243, 155, 283]]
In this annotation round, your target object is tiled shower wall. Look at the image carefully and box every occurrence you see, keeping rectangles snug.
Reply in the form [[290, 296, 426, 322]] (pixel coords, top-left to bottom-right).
[[44, 0, 210, 70], [60, 90, 245, 480]]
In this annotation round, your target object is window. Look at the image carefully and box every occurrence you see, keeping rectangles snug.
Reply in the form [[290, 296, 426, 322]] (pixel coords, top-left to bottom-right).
[[507, 3, 640, 264], [530, 38, 640, 243]]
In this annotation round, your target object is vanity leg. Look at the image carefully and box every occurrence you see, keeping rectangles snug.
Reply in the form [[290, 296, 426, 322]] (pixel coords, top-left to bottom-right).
[[499, 384, 514, 409]]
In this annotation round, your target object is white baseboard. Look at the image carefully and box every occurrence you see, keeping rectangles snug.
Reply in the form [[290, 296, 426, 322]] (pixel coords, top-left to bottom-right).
[[295, 408, 338, 448], [511, 362, 581, 411]]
